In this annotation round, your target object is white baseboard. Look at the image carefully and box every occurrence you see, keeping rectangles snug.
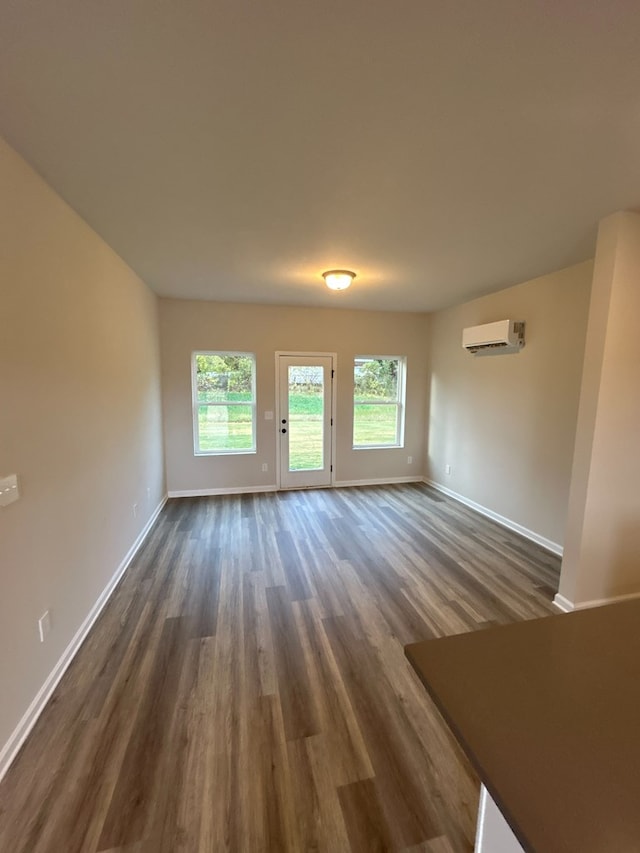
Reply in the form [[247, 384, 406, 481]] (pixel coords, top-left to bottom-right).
[[0, 496, 167, 783], [168, 485, 278, 498], [553, 588, 640, 613], [169, 478, 423, 497], [424, 479, 563, 557], [551, 594, 574, 613], [334, 476, 423, 488]]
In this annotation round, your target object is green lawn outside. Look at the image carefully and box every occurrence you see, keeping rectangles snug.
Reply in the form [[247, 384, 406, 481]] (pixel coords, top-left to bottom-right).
[[287, 389, 323, 469], [353, 403, 398, 446], [197, 390, 253, 404], [197, 393, 398, 461], [197, 404, 254, 451]]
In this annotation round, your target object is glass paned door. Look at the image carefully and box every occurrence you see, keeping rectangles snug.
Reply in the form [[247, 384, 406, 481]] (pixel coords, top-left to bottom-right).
[[278, 355, 333, 488]]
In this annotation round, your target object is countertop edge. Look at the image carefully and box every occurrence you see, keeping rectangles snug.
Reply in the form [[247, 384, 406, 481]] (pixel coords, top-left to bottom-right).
[[404, 641, 534, 853]]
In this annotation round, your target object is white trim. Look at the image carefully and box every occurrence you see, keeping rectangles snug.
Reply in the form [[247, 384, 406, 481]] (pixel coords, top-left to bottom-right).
[[168, 485, 278, 497], [0, 496, 167, 783], [191, 351, 257, 456], [353, 355, 406, 450], [334, 476, 423, 488], [275, 352, 337, 490], [424, 479, 563, 556], [553, 588, 640, 613], [352, 444, 403, 451], [193, 449, 257, 457], [169, 479, 422, 495], [552, 594, 574, 613]]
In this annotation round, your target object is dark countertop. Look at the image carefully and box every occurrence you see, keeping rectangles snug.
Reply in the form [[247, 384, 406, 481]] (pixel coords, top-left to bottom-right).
[[405, 599, 640, 853]]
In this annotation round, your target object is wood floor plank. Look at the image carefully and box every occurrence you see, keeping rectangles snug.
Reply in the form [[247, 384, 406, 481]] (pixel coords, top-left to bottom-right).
[[323, 613, 443, 848], [338, 777, 396, 853], [143, 636, 201, 852], [97, 615, 188, 849], [276, 528, 314, 601], [207, 558, 246, 851], [403, 837, 459, 853], [294, 598, 374, 786], [173, 636, 215, 853], [29, 596, 170, 853], [287, 736, 324, 851], [0, 484, 559, 852], [304, 734, 354, 851], [251, 693, 300, 852], [266, 585, 321, 741]]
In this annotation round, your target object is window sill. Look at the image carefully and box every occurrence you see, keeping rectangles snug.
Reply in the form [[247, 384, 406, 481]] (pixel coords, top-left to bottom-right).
[[352, 444, 403, 451], [194, 449, 257, 457]]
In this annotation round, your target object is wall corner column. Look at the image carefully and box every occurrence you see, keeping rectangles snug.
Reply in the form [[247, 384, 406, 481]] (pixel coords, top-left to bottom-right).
[[559, 211, 640, 608]]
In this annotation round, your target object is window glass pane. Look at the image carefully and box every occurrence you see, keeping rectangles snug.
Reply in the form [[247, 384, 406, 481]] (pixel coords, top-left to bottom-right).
[[354, 358, 398, 404], [288, 365, 324, 470], [353, 403, 399, 446], [196, 354, 254, 403], [197, 404, 254, 452]]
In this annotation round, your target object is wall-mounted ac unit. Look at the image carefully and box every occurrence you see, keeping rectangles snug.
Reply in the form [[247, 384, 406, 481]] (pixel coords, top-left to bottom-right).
[[462, 320, 525, 354]]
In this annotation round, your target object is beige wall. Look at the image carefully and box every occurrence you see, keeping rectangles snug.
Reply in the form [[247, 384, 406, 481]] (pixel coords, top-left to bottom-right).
[[560, 212, 640, 606], [159, 300, 429, 492], [427, 262, 592, 548], [0, 138, 165, 760]]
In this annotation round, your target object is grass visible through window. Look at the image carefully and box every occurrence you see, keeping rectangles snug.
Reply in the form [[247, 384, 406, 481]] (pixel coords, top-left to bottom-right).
[[194, 353, 256, 454], [288, 392, 323, 470], [286, 394, 398, 470], [353, 356, 402, 447], [197, 400, 253, 452], [353, 403, 398, 446]]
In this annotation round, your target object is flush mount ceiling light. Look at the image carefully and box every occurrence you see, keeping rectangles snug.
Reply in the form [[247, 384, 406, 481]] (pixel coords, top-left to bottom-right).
[[322, 269, 356, 291]]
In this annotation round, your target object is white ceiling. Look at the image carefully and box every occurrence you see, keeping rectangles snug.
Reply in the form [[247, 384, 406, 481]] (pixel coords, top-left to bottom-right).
[[1, 1, 640, 312]]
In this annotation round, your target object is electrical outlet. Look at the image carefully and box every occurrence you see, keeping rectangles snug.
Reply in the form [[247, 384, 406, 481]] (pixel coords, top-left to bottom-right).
[[146, 487, 151, 503], [261, 463, 268, 472], [445, 464, 452, 475], [38, 610, 51, 643], [407, 456, 413, 464], [133, 503, 138, 518]]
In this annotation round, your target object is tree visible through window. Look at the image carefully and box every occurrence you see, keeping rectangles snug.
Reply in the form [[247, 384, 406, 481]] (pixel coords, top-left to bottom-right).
[[192, 352, 256, 454], [353, 356, 405, 447]]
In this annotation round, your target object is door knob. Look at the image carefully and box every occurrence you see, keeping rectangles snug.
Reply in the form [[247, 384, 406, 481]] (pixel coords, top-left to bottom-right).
[[281, 428, 287, 434]]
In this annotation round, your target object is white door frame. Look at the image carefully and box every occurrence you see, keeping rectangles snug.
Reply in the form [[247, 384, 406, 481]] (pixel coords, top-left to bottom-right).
[[275, 351, 337, 490]]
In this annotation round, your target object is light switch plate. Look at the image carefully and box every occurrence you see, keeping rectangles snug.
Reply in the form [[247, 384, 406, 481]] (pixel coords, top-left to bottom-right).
[[264, 411, 274, 420], [0, 474, 19, 507]]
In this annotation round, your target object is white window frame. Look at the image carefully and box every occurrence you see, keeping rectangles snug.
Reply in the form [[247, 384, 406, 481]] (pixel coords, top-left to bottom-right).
[[191, 351, 257, 456], [352, 355, 406, 449]]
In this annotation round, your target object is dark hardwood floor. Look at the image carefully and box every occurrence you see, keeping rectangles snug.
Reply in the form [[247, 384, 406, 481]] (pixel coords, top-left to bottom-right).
[[0, 484, 559, 852]]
